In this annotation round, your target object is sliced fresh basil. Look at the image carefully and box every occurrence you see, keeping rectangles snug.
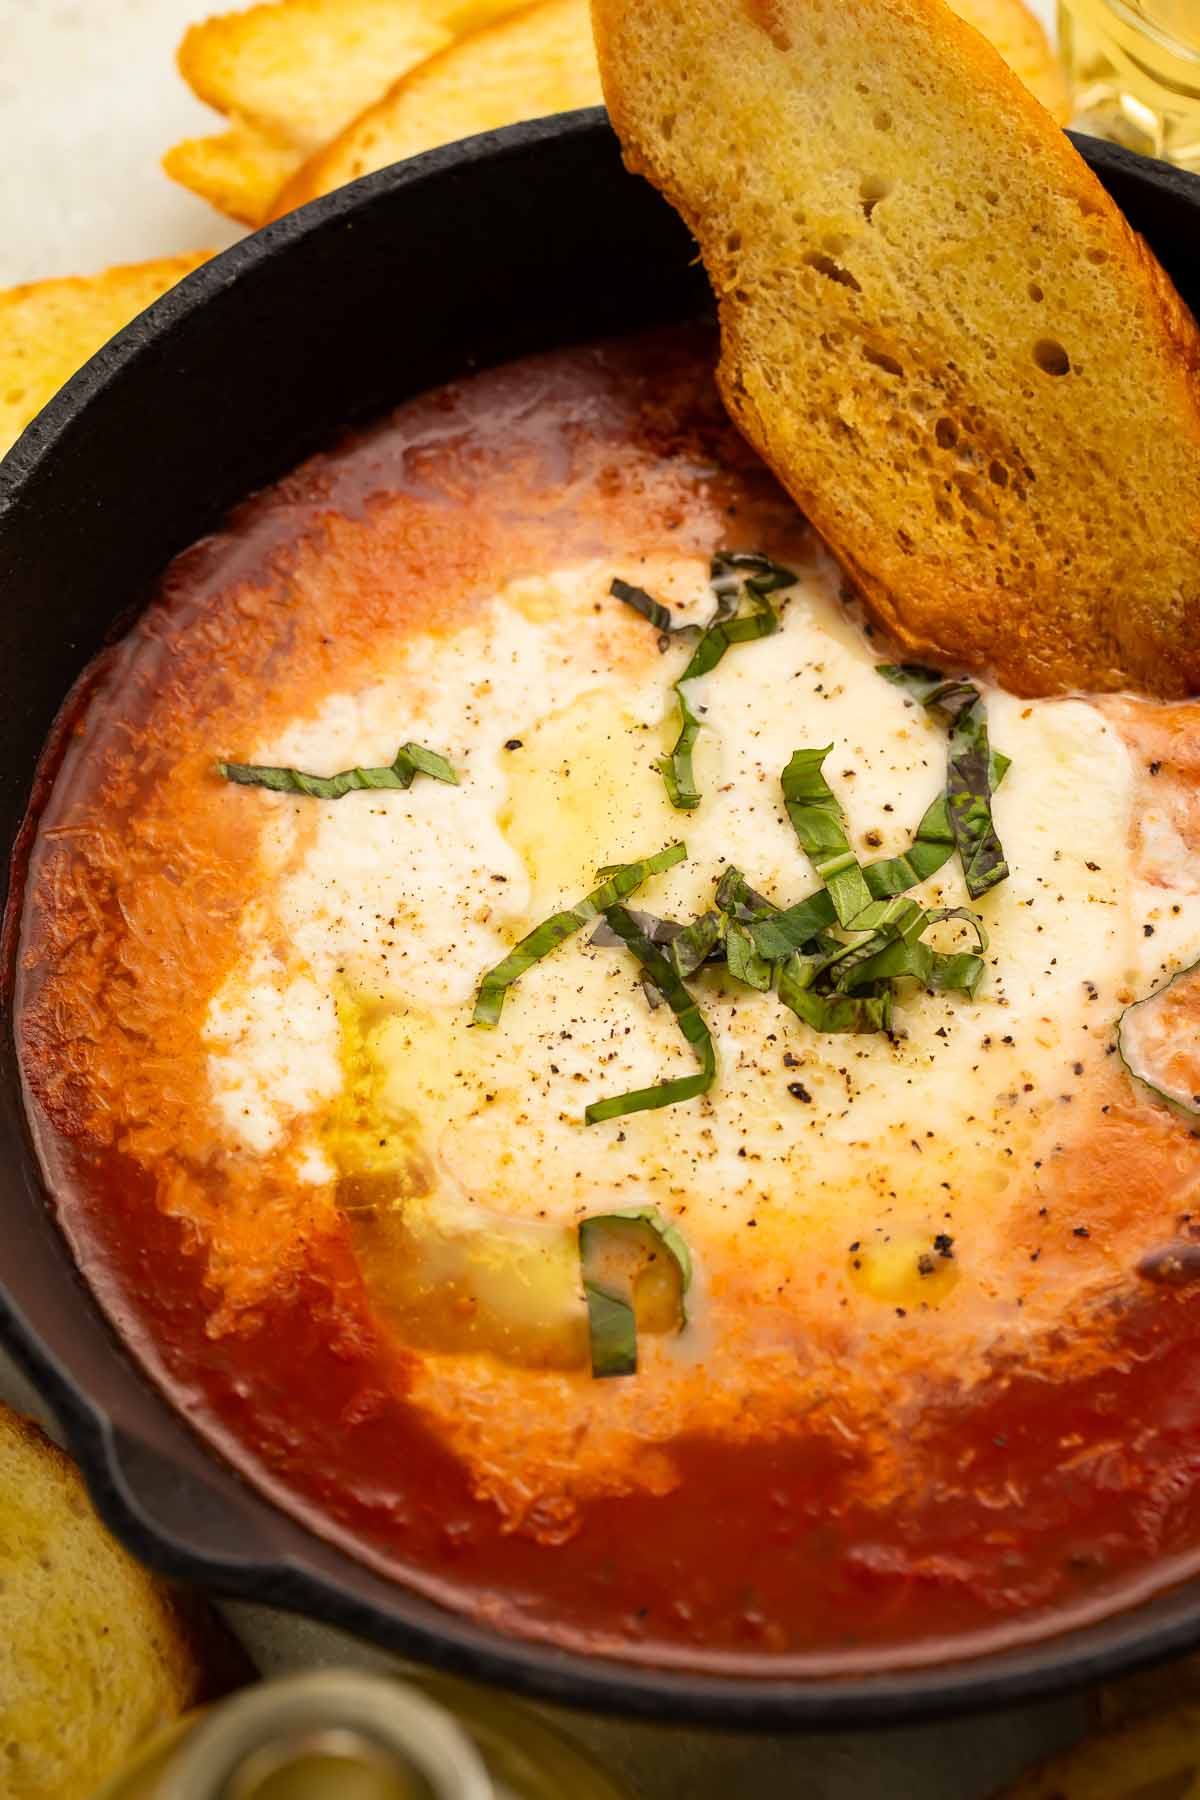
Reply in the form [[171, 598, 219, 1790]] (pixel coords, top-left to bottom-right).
[[711, 549, 799, 595], [219, 741, 457, 797], [657, 551, 795, 812], [862, 795, 957, 899], [778, 954, 893, 1034], [585, 904, 717, 1123], [878, 664, 1009, 900], [725, 921, 773, 991], [589, 909, 683, 950], [748, 890, 837, 961], [669, 909, 725, 980], [473, 842, 686, 1027], [947, 700, 1010, 899], [578, 1205, 693, 1378], [610, 576, 675, 635], [713, 866, 779, 922], [780, 746, 875, 926], [927, 949, 987, 998], [828, 897, 927, 992], [661, 682, 705, 811]]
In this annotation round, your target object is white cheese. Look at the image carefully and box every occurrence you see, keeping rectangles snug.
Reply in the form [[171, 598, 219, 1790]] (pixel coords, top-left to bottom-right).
[[203, 555, 1177, 1345]]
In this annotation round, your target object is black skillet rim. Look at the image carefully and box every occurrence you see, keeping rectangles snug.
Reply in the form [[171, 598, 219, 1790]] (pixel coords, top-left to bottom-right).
[[3, 110, 1200, 1727]]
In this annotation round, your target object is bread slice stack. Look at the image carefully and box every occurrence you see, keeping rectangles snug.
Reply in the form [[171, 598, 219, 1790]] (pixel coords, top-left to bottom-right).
[[268, 0, 1066, 218], [593, 0, 1200, 696], [163, 0, 530, 226], [274, 0, 605, 216], [165, 0, 1064, 224]]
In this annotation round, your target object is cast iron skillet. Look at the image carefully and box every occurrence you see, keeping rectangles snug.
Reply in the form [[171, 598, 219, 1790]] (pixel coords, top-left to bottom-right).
[[2, 111, 1200, 1727]]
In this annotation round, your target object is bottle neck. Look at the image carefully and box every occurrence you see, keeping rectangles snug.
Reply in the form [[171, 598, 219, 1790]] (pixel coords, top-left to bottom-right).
[[156, 1672, 494, 1800]]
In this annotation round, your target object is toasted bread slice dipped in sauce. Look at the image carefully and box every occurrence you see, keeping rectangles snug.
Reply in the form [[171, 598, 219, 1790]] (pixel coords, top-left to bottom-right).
[[592, 0, 1200, 695]]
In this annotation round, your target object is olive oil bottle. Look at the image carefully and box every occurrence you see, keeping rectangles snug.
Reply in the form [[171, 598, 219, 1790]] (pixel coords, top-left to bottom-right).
[[1058, 0, 1200, 169], [94, 1669, 628, 1800]]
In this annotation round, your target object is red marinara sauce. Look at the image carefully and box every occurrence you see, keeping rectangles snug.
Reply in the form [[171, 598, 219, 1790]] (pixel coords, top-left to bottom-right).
[[15, 326, 1200, 1674]]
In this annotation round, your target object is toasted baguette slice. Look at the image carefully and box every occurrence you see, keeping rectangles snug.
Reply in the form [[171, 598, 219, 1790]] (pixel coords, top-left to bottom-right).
[[275, 0, 604, 216], [165, 0, 529, 226], [277, 0, 1063, 215], [0, 1404, 239, 1800], [594, 0, 1200, 696], [0, 255, 210, 460], [946, 0, 1069, 123], [163, 123, 305, 229]]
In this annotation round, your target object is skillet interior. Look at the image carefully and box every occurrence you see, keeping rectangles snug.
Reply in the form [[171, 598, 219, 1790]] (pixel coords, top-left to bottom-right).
[[2, 111, 1200, 1725]]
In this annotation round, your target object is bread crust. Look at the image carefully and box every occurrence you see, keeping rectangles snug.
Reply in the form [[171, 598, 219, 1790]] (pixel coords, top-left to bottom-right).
[[593, 0, 1200, 696]]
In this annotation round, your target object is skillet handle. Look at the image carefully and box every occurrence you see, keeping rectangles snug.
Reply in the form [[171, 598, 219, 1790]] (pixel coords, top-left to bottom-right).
[[95, 1421, 281, 1575]]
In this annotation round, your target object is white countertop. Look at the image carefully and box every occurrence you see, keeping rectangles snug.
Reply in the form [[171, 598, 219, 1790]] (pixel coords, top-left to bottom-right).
[[0, 2, 1085, 1793]]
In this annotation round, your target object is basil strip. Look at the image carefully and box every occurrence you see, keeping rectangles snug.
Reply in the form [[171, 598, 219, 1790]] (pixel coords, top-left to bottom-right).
[[749, 889, 837, 961], [711, 549, 799, 596], [219, 741, 457, 797], [862, 795, 957, 899], [678, 586, 782, 684], [845, 936, 985, 1008], [778, 954, 893, 1034], [928, 950, 987, 998], [947, 700, 1010, 899], [658, 551, 794, 813], [862, 754, 1010, 899], [926, 905, 990, 951], [473, 842, 686, 1027], [670, 909, 725, 979], [610, 576, 675, 635], [836, 904, 987, 998], [829, 898, 926, 992], [589, 910, 682, 950], [878, 664, 1009, 901], [712, 866, 842, 969], [725, 922, 773, 991], [585, 904, 716, 1123], [714, 866, 779, 922], [607, 908, 722, 1012], [925, 906, 990, 998], [661, 684, 705, 810], [712, 866, 841, 971], [578, 1205, 693, 1378], [579, 1282, 635, 1380], [780, 747, 875, 926]]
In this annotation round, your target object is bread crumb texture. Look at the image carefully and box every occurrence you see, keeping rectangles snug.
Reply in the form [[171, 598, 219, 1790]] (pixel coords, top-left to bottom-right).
[[0, 1406, 207, 1800], [0, 256, 210, 460], [593, 0, 1200, 696]]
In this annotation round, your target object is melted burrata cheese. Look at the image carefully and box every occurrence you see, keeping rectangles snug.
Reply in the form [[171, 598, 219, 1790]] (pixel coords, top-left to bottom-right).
[[201, 552, 1192, 1515]]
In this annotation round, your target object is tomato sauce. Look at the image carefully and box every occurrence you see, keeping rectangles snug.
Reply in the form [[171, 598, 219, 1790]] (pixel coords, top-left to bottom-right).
[[15, 326, 1200, 1673]]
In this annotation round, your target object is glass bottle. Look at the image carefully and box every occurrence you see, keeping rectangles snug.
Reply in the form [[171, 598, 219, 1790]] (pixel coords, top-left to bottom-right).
[[92, 1668, 629, 1800], [1057, 0, 1200, 170]]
